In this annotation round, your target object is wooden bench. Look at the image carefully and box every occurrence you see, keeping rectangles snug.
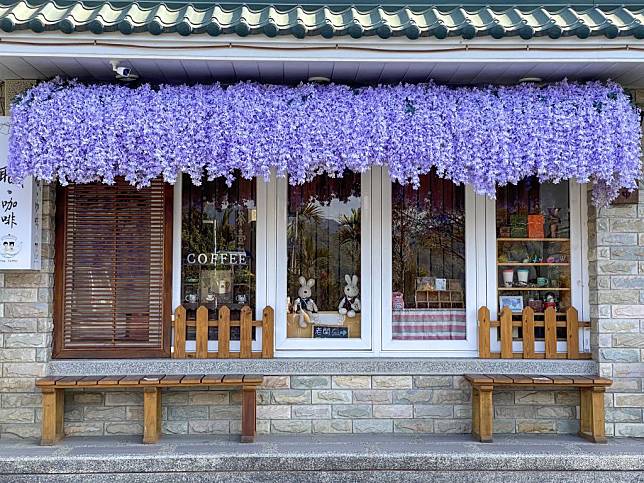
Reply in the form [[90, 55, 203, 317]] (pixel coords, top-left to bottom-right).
[[464, 374, 612, 444], [35, 374, 263, 445]]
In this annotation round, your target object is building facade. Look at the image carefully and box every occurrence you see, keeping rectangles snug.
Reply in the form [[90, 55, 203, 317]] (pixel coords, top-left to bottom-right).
[[0, 1, 643, 440]]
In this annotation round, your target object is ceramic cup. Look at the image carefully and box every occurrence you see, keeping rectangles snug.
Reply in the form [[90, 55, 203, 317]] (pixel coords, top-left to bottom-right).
[[516, 268, 530, 285], [536, 277, 549, 287], [502, 269, 514, 287]]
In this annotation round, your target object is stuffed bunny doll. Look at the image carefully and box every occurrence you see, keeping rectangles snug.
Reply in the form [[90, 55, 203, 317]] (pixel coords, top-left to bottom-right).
[[293, 276, 318, 328], [339, 274, 361, 318]]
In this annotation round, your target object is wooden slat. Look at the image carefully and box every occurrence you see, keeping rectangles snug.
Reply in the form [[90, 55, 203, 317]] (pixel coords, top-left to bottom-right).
[[550, 375, 574, 384], [499, 306, 513, 359], [97, 375, 125, 386], [196, 306, 209, 359], [201, 374, 224, 384], [509, 374, 534, 384], [242, 375, 264, 385], [222, 374, 244, 384], [545, 306, 557, 358], [77, 376, 105, 386], [522, 307, 535, 359], [529, 376, 554, 384], [218, 306, 230, 359], [55, 376, 82, 386], [478, 306, 491, 358], [571, 375, 595, 384], [566, 307, 579, 359], [140, 375, 163, 385], [174, 306, 186, 359], [240, 306, 252, 359], [159, 375, 184, 385], [262, 306, 274, 359], [36, 376, 62, 387], [118, 375, 145, 385], [464, 374, 494, 384], [180, 375, 204, 384], [488, 374, 514, 384]]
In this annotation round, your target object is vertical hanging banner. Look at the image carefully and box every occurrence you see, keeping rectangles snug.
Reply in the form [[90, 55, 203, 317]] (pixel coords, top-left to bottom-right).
[[0, 117, 41, 270]]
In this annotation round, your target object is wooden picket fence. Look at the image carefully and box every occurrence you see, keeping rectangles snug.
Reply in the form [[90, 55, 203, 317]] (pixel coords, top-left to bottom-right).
[[478, 305, 591, 359], [172, 305, 274, 359]]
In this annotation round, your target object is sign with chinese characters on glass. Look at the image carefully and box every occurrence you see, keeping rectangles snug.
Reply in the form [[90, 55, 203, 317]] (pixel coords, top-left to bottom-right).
[[0, 118, 41, 270]]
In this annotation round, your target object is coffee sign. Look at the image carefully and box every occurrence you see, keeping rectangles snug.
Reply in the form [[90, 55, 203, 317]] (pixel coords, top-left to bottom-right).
[[0, 118, 41, 270], [186, 251, 248, 266]]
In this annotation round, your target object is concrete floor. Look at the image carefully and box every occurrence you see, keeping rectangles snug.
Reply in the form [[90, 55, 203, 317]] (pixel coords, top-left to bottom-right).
[[0, 433, 643, 482]]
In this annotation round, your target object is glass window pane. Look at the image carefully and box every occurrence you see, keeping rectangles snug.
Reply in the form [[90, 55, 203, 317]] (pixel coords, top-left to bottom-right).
[[181, 174, 256, 333], [391, 172, 466, 340], [496, 178, 571, 329], [287, 173, 361, 339]]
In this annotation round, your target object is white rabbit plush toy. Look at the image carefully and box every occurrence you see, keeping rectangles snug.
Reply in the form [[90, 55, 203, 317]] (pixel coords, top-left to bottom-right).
[[339, 274, 361, 318], [293, 276, 318, 328]]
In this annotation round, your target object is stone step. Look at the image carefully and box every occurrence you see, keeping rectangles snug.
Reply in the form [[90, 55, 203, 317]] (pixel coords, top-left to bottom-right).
[[0, 434, 642, 482]]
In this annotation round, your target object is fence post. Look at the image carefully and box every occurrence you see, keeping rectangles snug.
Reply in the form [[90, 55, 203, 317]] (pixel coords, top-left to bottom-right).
[[478, 306, 490, 358], [196, 306, 208, 359], [240, 306, 252, 358], [173, 305, 186, 359], [217, 306, 230, 359], [544, 306, 557, 358], [262, 306, 274, 359], [500, 306, 513, 358], [522, 307, 535, 359], [566, 306, 579, 359]]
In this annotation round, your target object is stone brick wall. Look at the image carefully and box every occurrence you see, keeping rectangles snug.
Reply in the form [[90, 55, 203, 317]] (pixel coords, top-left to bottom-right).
[[1, 176, 643, 440], [588, 181, 644, 438], [60, 375, 580, 436], [0, 184, 55, 439]]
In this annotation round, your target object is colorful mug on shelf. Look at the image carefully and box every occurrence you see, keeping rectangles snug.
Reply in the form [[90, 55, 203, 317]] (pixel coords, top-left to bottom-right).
[[536, 277, 549, 287], [502, 269, 514, 287]]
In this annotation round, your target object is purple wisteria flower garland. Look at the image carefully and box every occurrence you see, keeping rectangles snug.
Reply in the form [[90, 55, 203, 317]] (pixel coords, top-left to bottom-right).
[[8, 78, 642, 206]]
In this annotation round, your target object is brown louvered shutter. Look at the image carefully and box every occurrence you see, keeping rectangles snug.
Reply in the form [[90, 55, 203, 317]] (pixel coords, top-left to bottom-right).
[[53, 179, 172, 358]]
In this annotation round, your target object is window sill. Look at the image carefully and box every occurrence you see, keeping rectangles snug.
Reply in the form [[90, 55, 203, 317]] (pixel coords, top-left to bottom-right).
[[47, 358, 598, 376]]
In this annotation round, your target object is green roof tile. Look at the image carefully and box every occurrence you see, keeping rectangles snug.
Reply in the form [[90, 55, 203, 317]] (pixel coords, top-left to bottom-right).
[[0, 1, 642, 39]]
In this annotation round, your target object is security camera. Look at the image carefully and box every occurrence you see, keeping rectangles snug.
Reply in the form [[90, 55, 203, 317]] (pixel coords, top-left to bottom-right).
[[110, 60, 138, 82], [115, 66, 131, 77]]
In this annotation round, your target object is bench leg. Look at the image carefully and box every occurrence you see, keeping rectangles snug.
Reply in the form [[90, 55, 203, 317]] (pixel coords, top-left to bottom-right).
[[41, 388, 64, 445], [472, 385, 493, 443], [579, 387, 606, 443], [143, 387, 162, 444], [241, 387, 257, 443]]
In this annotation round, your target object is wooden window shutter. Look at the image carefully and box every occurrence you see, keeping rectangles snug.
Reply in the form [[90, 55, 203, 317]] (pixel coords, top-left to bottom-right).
[[54, 179, 173, 358]]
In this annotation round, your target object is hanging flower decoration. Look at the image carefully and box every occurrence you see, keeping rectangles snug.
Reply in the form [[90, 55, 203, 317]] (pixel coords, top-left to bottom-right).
[[8, 78, 641, 206]]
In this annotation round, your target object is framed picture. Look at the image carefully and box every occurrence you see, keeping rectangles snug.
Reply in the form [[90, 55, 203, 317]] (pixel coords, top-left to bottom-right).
[[499, 295, 524, 313], [435, 278, 447, 291]]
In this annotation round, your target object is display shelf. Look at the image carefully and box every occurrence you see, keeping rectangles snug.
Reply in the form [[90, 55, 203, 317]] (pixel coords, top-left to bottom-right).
[[498, 287, 570, 291], [497, 238, 570, 242], [497, 262, 569, 266]]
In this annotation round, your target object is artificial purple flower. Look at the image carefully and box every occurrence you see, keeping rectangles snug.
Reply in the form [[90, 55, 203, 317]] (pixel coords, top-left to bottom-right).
[[8, 78, 641, 206]]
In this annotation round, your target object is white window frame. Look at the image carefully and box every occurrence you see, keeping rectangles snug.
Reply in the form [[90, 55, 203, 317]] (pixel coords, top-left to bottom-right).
[[171, 175, 269, 354], [172, 173, 589, 357], [274, 171, 373, 351], [486, 180, 590, 355], [379, 167, 481, 355]]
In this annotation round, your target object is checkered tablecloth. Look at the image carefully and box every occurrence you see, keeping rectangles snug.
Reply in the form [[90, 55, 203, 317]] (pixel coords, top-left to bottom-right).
[[392, 309, 466, 340]]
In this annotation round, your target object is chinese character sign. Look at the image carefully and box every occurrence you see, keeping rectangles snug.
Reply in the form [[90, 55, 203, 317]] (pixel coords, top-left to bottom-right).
[[0, 117, 41, 270]]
